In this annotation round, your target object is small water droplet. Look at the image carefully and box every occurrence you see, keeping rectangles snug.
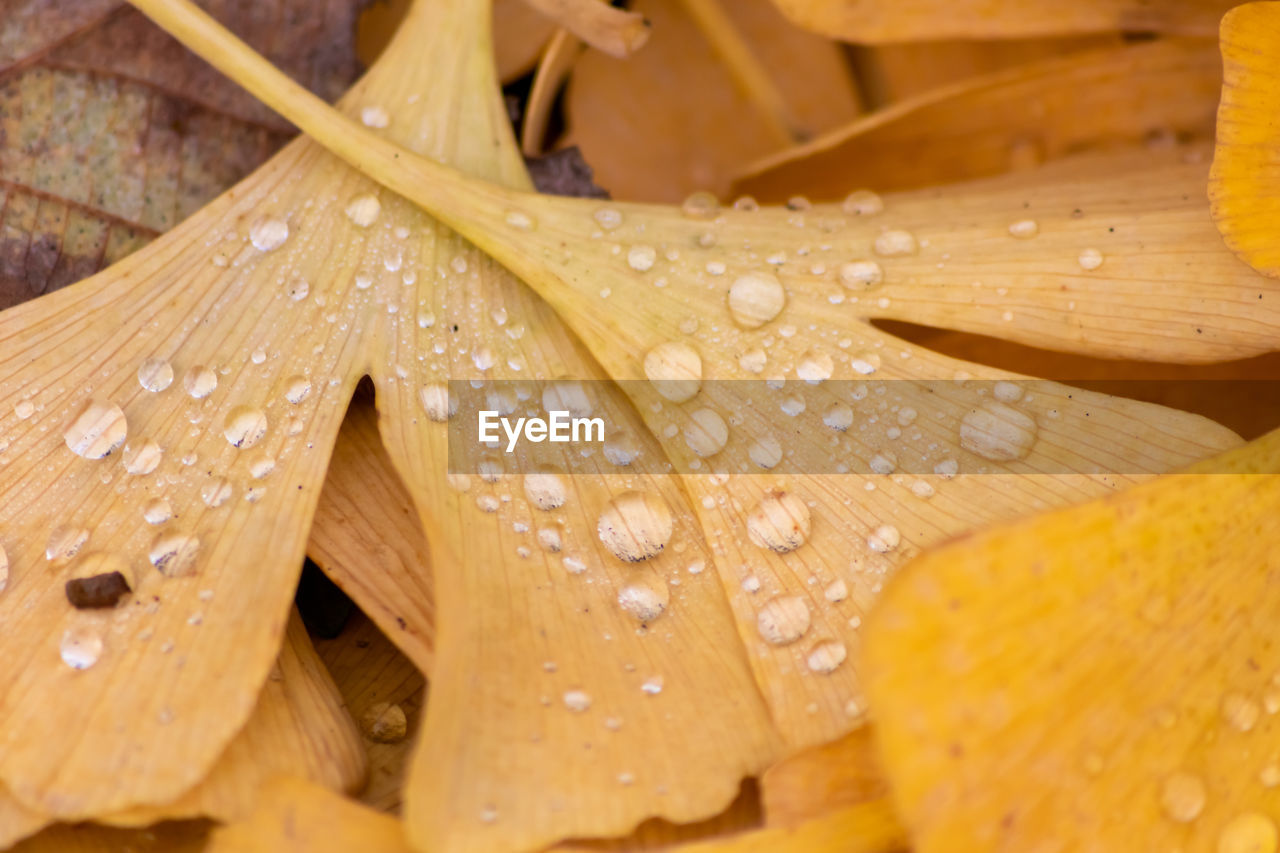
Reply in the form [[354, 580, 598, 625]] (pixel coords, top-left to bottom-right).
[[0, 543, 7, 593], [149, 532, 200, 576], [60, 624, 103, 670], [757, 595, 811, 645], [122, 440, 162, 475], [749, 436, 783, 469], [137, 357, 174, 392], [681, 191, 719, 219], [807, 639, 847, 673], [64, 399, 127, 459], [823, 403, 854, 431], [248, 455, 276, 479], [824, 579, 847, 602], [345, 194, 381, 227], [223, 406, 268, 449], [838, 260, 883, 290], [727, 272, 786, 329], [746, 490, 810, 553], [360, 105, 390, 128], [850, 352, 881, 375], [524, 471, 567, 511], [593, 207, 623, 230], [1078, 248, 1104, 270], [184, 366, 218, 399], [201, 478, 233, 507], [1008, 219, 1039, 239], [287, 277, 310, 301], [867, 523, 901, 553], [960, 401, 1038, 461], [796, 350, 833, 383], [842, 189, 883, 216], [283, 376, 312, 404], [643, 342, 701, 402], [46, 526, 89, 562], [597, 491, 673, 562], [618, 581, 669, 622], [1223, 692, 1262, 732], [505, 210, 534, 230], [873, 230, 917, 257], [603, 431, 641, 466], [627, 245, 657, 272], [419, 383, 454, 422], [683, 408, 729, 457], [143, 498, 172, 525], [249, 217, 289, 252], [1159, 770, 1207, 823], [563, 689, 592, 712]]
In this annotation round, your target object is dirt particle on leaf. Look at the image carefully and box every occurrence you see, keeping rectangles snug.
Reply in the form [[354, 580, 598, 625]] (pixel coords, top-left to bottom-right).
[[66, 571, 131, 609]]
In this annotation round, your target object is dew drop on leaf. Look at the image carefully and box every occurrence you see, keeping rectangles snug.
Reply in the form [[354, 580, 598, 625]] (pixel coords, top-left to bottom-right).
[[249, 217, 289, 252], [223, 407, 268, 449], [746, 490, 810, 553], [597, 491, 673, 562], [842, 189, 883, 216], [143, 498, 173, 525], [617, 581, 669, 623], [960, 401, 1039, 461], [137, 357, 174, 393], [122, 440, 163, 476], [756, 595, 811, 645], [60, 624, 104, 670], [524, 471, 567, 511], [727, 272, 786, 329], [1159, 771, 1207, 823], [683, 408, 729, 457], [184, 366, 218, 399], [64, 399, 127, 459], [46, 526, 89, 563], [149, 532, 200, 577], [345, 194, 381, 227], [806, 639, 848, 673], [873, 229, 918, 257], [643, 342, 701, 403]]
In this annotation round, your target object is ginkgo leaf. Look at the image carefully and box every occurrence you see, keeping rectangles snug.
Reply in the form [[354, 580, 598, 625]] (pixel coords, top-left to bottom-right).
[[11, 820, 210, 853], [848, 35, 1120, 107], [1208, 1, 1280, 280], [132, 0, 1263, 762], [493, 0, 558, 82], [736, 38, 1220, 198], [767, 0, 1237, 42], [759, 727, 887, 825], [519, 0, 651, 59], [862, 425, 1280, 851], [562, 0, 860, 201], [0, 0, 367, 308], [308, 395, 434, 671], [314, 610, 426, 813]]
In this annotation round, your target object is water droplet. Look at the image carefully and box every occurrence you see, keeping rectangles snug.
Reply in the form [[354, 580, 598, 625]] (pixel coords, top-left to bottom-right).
[[1261, 764, 1280, 788], [248, 455, 276, 479], [149, 532, 200, 576], [824, 578, 848, 602], [1008, 219, 1039, 239], [867, 523, 901, 553], [64, 399, 127, 459], [869, 451, 897, 475], [563, 689, 592, 712], [249, 217, 289, 252], [842, 189, 883, 216], [681, 191, 719, 219], [1223, 692, 1262, 732], [122, 440, 162, 475], [627, 245, 657, 272], [345, 194, 381, 227], [1078, 248, 1104, 270], [46, 526, 89, 562], [593, 207, 622, 230], [727, 272, 786, 329], [683, 408, 729, 457], [537, 525, 563, 552], [960, 401, 1038, 461], [137, 357, 174, 392], [223, 406, 268, 449], [838, 260, 883, 290], [643, 342, 701, 403], [287, 277, 310, 301], [746, 490, 810, 553], [739, 348, 767, 374], [1159, 770, 1207, 823], [873, 230, 917, 257], [757, 595, 811, 645], [796, 350, 833, 383], [60, 625, 103, 670], [823, 403, 854, 431], [505, 210, 535, 230], [143, 498, 172, 525], [543, 380, 592, 418], [360, 105, 390, 128], [201, 478, 233, 507], [184, 366, 218, 399], [992, 381, 1023, 403], [0, 543, 7, 593], [1218, 813, 1278, 853], [420, 383, 454, 422], [14, 399, 35, 419], [598, 491, 673, 562], [807, 639, 848, 673], [604, 431, 641, 466], [749, 436, 783, 469], [524, 471, 566, 511], [283, 376, 312, 404], [850, 352, 881, 375], [618, 581, 669, 622]]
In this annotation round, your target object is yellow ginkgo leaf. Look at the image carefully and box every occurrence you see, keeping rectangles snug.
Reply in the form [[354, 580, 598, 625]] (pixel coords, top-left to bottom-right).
[[759, 726, 887, 826], [736, 38, 1220, 198], [651, 797, 907, 853], [767, 0, 1236, 42], [308, 395, 434, 671], [863, 427, 1280, 851], [129, 0, 1264, 760], [1209, 1, 1280, 280]]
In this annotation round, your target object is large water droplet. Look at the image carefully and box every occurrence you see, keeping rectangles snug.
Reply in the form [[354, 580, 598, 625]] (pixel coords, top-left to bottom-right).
[[757, 595, 811, 645], [838, 260, 882, 290], [960, 401, 1038, 461], [618, 581, 669, 623], [249, 217, 289, 252], [223, 407, 268, 449], [184, 366, 218, 399], [643, 342, 702, 403], [796, 350, 833, 383], [122, 440, 162, 475], [598, 491, 673, 562], [1159, 770, 1207, 823], [683, 408, 729, 457], [420, 383, 454, 422], [143, 498, 173, 525], [1078, 248, 1104, 270], [727, 272, 786, 329], [524, 471, 567, 511], [137, 357, 174, 393], [345, 194, 381, 227], [283, 376, 312, 404], [64, 399, 127, 459], [60, 624, 103, 670], [149, 532, 200, 576], [807, 639, 847, 673], [873, 230, 917, 257], [746, 490, 810, 553]]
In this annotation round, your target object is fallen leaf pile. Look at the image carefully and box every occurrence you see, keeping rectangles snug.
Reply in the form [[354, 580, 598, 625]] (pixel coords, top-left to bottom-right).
[[0, 0, 1278, 850]]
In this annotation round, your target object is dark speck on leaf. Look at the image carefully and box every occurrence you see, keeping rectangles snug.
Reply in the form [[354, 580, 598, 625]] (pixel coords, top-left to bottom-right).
[[66, 572, 131, 609]]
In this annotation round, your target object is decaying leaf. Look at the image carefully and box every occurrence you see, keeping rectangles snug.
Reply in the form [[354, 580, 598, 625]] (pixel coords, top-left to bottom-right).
[[863, 426, 1280, 850], [1209, 1, 1280, 280], [0, 0, 367, 308], [562, 0, 860, 201], [736, 39, 1220, 197], [767, 0, 1237, 42]]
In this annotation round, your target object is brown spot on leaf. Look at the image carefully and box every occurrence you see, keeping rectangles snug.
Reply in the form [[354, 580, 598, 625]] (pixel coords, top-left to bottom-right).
[[66, 571, 131, 609]]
